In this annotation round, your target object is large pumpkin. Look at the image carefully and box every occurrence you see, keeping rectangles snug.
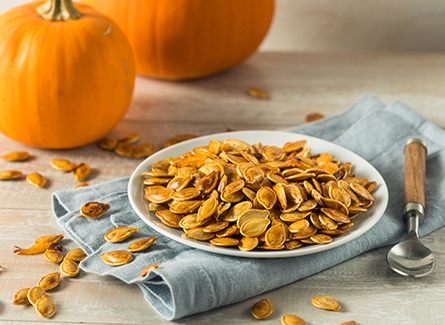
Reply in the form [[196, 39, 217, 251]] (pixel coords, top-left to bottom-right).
[[0, 0, 135, 149], [81, 0, 275, 80]]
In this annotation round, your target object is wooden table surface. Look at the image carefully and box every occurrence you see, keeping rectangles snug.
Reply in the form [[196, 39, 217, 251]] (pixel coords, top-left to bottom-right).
[[1, 52, 445, 325]]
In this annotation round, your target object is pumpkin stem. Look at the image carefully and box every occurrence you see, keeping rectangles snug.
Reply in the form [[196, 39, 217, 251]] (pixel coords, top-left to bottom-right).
[[37, 0, 81, 21]]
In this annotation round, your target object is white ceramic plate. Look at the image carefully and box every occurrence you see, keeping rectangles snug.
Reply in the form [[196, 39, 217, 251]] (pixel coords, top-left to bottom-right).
[[128, 130, 389, 258]]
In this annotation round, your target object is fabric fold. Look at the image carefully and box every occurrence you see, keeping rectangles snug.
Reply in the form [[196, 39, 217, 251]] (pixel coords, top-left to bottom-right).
[[52, 94, 445, 320]]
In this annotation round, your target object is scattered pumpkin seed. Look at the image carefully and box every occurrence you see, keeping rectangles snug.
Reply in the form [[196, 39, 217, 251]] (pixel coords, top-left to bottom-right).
[[340, 321, 359, 325], [26, 172, 47, 188], [12, 287, 31, 305], [127, 236, 158, 252], [248, 87, 270, 99], [139, 263, 159, 277], [34, 294, 56, 318], [311, 295, 341, 311], [60, 258, 80, 277], [37, 271, 61, 291], [65, 248, 87, 262], [0, 169, 22, 180], [2, 151, 30, 161], [281, 313, 307, 325], [119, 133, 140, 144], [251, 298, 274, 319], [133, 142, 156, 159], [75, 182, 89, 188], [50, 158, 75, 172], [43, 248, 64, 263], [98, 136, 118, 150], [305, 113, 325, 123], [114, 141, 134, 157], [14, 234, 64, 255], [27, 286, 47, 306], [104, 226, 140, 243], [101, 250, 133, 266], [73, 162, 91, 182], [80, 201, 110, 219]]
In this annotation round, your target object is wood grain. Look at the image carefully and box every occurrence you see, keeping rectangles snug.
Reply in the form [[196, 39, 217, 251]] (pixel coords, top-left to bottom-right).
[[1, 52, 445, 325], [404, 140, 427, 207]]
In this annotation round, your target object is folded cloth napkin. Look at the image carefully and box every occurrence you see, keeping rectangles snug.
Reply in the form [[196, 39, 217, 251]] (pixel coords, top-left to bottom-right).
[[52, 94, 445, 320]]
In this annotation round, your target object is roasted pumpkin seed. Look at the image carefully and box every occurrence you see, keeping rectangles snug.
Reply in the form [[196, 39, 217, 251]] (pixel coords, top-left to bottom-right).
[[311, 295, 341, 311], [133, 142, 156, 158], [0, 169, 22, 180], [209, 237, 239, 247], [60, 258, 80, 277], [2, 151, 30, 161], [26, 172, 46, 188], [251, 298, 274, 319], [34, 294, 56, 318], [65, 248, 87, 262], [340, 321, 359, 325], [27, 286, 47, 306], [139, 263, 159, 277], [98, 136, 118, 150], [50, 158, 75, 171], [128, 236, 158, 252], [281, 313, 307, 325], [12, 288, 30, 305], [80, 201, 110, 219], [44, 248, 64, 263], [73, 162, 91, 182], [14, 234, 64, 255], [37, 271, 61, 291], [104, 226, 140, 243], [101, 250, 133, 266]]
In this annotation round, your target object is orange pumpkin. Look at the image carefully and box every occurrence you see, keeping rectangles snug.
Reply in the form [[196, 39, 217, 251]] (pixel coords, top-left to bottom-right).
[[81, 0, 275, 80], [0, 0, 135, 149]]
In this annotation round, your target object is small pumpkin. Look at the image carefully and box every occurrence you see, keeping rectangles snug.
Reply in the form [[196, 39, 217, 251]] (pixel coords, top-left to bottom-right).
[[81, 0, 275, 80], [0, 0, 135, 149]]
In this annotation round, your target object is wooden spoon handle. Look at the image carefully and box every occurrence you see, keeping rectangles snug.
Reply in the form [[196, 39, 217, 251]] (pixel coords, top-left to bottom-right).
[[404, 138, 427, 208]]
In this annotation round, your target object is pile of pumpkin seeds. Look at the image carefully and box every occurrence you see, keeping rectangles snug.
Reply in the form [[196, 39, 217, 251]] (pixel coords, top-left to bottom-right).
[[142, 138, 376, 252]]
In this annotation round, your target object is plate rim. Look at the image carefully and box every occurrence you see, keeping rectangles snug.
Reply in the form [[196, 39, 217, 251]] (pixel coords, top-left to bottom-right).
[[128, 130, 389, 258]]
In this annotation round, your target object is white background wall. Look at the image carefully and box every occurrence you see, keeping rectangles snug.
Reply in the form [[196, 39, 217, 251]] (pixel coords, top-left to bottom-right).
[[2, 0, 445, 53]]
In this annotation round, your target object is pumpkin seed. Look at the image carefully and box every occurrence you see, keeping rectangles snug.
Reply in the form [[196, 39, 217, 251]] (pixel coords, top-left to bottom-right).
[[44, 248, 64, 263], [104, 226, 140, 243], [65, 248, 87, 262], [50, 158, 75, 171], [311, 295, 341, 311], [139, 263, 159, 277], [73, 162, 91, 182], [0, 169, 22, 180], [340, 321, 359, 325], [240, 218, 270, 237], [127, 236, 158, 252], [80, 201, 110, 219], [100, 250, 133, 266], [310, 233, 333, 244], [12, 288, 31, 305], [163, 134, 197, 148], [37, 271, 61, 291], [133, 142, 156, 159], [26, 172, 46, 188], [247, 87, 269, 99], [14, 234, 64, 255], [155, 210, 183, 228], [114, 141, 134, 157], [27, 286, 47, 306], [2, 151, 30, 161], [281, 313, 307, 325], [251, 298, 274, 319], [238, 236, 259, 251], [119, 133, 140, 144], [144, 186, 174, 204], [34, 294, 56, 318], [184, 227, 215, 241], [265, 223, 286, 248], [60, 258, 80, 277], [98, 136, 118, 150], [75, 182, 89, 188], [209, 237, 239, 247], [305, 112, 324, 123]]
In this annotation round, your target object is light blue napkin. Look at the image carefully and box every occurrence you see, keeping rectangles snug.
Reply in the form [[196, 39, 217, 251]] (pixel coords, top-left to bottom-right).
[[52, 94, 445, 320]]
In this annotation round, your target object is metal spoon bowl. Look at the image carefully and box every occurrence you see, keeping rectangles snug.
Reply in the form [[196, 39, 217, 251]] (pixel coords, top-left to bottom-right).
[[386, 138, 436, 277]]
